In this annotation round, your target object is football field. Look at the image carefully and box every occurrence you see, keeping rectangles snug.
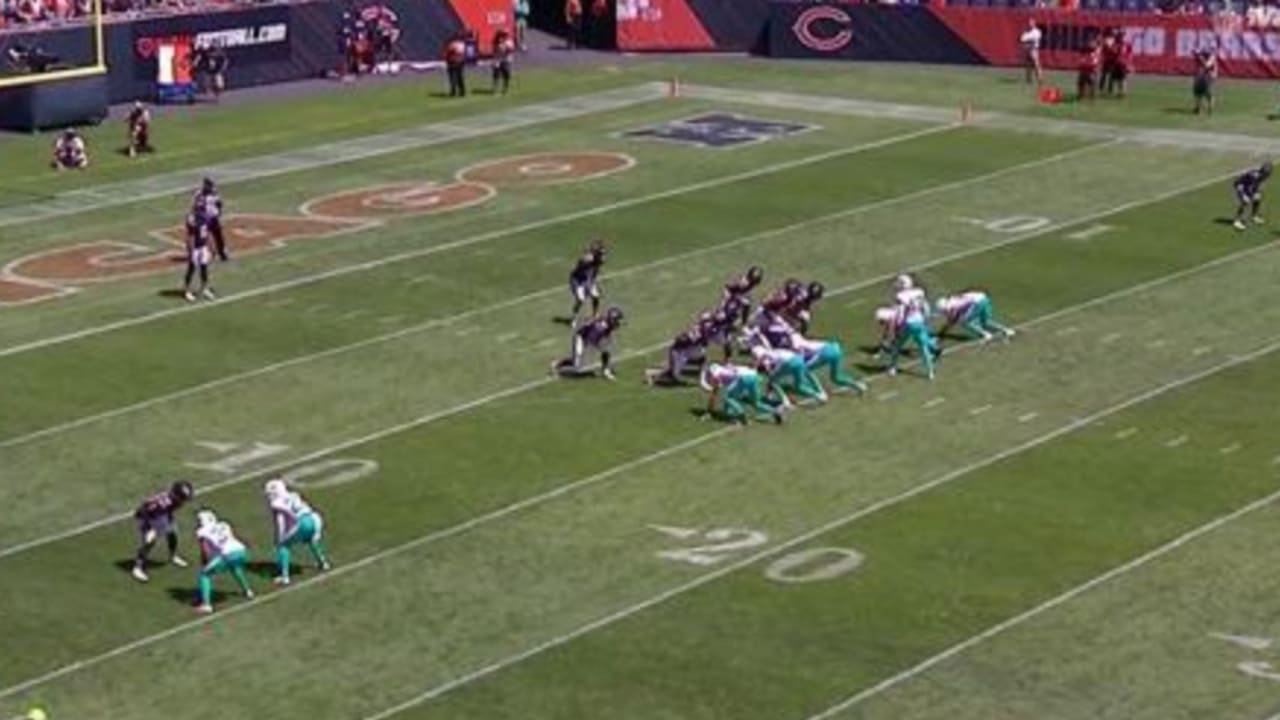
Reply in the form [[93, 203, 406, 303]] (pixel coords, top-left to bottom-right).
[[4, 60, 1280, 720]]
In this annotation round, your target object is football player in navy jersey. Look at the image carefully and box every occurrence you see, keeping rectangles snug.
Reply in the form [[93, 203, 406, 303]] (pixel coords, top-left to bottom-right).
[[1233, 161, 1273, 230], [182, 210, 216, 302], [553, 306, 624, 380], [131, 481, 196, 583], [720, 265, 763, 325], [567, 239, 606, 323], [192, 177, 228, 261], [645, 321, 706, 386], [784, 281, 825, 335]]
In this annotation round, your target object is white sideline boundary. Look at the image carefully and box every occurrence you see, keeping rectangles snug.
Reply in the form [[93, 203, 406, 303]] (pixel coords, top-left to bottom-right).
[[0, 195, 1270, 702], [0, 84, 669, 230], [360, 335, 1280, 720], [0, 140, 1114, 454], [0, 149, 1231, 564], [0, 123, 956, 360]]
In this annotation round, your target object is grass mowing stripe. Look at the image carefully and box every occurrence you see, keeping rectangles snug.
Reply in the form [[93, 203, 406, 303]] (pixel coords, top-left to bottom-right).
[[1, 222, 1264, 700], [0, 123, 956, 360], [0, 84, 666, 230], [0, 141, 1204, 564], [684, 83, 1280, 154], [0, 139, 1116, 454], [357, 330, 1280, 720]]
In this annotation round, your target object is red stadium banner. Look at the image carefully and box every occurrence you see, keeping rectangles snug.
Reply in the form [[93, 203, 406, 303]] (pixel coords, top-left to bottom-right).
[[932, 8, 1280, 79], [617, 0, 716, 51]]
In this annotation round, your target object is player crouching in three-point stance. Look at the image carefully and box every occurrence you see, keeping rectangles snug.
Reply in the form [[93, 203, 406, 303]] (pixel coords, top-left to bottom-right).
[[182, 211, 216, 302], [554, 306, 623, 380], [744, 328, 826, 406], [194, 509, 254, 614], [126, 101, 153, 157], [699, 362, 783, 425], [790, 331, 868, 394], [265, 479, 332, 585], [646, 321, 706, 386], [1233, 161, 1272, 230], [131, 480, 196, 583], [935, 290, 1015, 343]]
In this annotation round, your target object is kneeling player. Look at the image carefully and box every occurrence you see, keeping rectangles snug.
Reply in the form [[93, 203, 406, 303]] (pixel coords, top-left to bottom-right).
[[935, 290, 1015, 342], [553, 306, 623, 380], [131, 480, 196, 583], [265, 479, 332, 585], [699, 362, 783, 425], [1233, 161, 1272, 230], [194, 509, 254, 614], [646, 322, 705, 386], [182, 212, 216, 302], [126, 101, 153, 157], [51, 129, 88, 170]]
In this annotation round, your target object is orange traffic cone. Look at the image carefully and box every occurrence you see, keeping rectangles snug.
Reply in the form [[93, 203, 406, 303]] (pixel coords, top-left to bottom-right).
[[669, 76, 681, 98], [960, 101, 973, 123]]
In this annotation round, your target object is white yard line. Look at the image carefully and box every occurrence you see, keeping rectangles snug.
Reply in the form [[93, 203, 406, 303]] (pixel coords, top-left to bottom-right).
[[5, 245, 1275, 702], [0, 124, 958, 360], [803, 429, 1280, 720], [360, 334, 1280, 720], [0, 140, 1108, 454], [0, 84, 668, 230], [0, 162, 1255, 571]]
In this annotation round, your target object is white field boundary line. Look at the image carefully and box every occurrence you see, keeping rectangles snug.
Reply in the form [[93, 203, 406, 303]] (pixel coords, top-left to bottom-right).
[[360, 334, 1280, 720], [0, 123, 956, 360], [0, 140, 1115, 454], [0, 196, 1266, 701], [0, 159, 1239, 564], [681, 84, 1280, 156], [0, 143, 1219, 563], [804, 450, 1280, 717], [0, 84, 669, 230]]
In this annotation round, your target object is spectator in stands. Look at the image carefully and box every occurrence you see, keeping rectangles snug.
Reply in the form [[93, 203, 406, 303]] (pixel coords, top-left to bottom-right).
[[1019, 19, 1042, 85], [1193, 46, 1217, 115], [565, 0, 583, 49]]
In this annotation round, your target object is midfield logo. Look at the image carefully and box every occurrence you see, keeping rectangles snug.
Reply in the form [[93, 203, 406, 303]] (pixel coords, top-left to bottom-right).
[[622, 113, 816, 149]]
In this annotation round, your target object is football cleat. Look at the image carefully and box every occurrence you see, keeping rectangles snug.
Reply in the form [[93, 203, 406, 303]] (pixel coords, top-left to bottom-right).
[[131, 566, 149, 583], [1234, 219, 1247, 231], [184, 291, 196, 303], [201, 288, 217, 300], [195, 603, 214, 614], [602, 368, 617, 381], [170, 555, 189, 568], [1254, 215, 1266, 224], [273, 576, 290, 586]]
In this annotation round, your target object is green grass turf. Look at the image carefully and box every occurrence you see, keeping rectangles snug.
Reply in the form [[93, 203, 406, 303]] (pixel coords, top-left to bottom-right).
[[3, 62, 1280, 720]]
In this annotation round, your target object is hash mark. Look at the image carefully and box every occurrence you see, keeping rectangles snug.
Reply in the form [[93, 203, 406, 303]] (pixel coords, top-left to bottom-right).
[[877, 391, 900, 402], [1056, 326, 1080, 337], [923, 397, 946, 409], [542, 257, 562, 266], [1164, 435, 1188, 448], [1114, 427, 1138, 440], [379, 315, 405, 325], [969, 404, 993, 416], [497, 332, 520, 343], [1100, 333, 1122, 345], [846, 298, 867, 309], [340, 310, 366, 321], [1193, 346, 1214, 356], [1147, 339, 1169, 349], [689, 276, 712, 287], [1018, 412, 1039, 423], [456, 327, 481, 337], [535, 338, 557, 348], [1219, 443, 1242, 455]]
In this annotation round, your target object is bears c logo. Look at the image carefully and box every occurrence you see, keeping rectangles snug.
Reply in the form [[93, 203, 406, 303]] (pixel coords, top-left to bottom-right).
[[792, 5, 853, 53]]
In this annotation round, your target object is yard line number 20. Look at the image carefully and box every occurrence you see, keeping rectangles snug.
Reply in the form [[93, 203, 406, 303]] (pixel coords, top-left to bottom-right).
[[651, 525, 864, 584]]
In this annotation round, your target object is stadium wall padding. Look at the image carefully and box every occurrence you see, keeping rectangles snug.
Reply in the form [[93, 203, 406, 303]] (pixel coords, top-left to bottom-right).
[[616, 2, 1280, 79], [0, 0, 511, 104]]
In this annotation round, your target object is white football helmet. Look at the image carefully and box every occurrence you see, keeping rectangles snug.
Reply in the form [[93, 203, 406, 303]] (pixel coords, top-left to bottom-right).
[[264, 478, 287, 499], [893, 274, 914, 292], [196, 509, 219, 529]]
